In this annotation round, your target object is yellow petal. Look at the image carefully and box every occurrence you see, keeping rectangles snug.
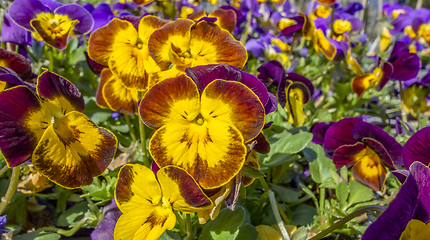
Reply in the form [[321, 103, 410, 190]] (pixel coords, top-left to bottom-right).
[[102, 69, 139, 115]]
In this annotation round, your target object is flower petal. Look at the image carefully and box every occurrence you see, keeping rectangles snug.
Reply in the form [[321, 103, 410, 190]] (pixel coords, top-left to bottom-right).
[[390, 52, 420, 81], [185, 64, 269, 108], [0, 86, 51, 167], [375, 62, 394, 91], [351, 122, 403, 168], [139, 74, 200, 129], [208, 8, 237, 33], [313, 29, 336, 60], [32, 111, 117, 188], [95, 68, 110, 109], [157, 166, 212, 212], [54, 4, 94, 35], [36, 70, 85, 114], [257, 60, 286, 87], [253, 132, 271, 154], [148, 19, 194, 69], [410, 161, 430, 222], [403, 126, 430, 170], [102, 69, 139, 115], [189, 21, 247, 69], [351, 73, 377, 97], [351, 152, 387, 191], [137, 15, 170, 44], [150, 119, 246, 189], [9, 0, 51, 31], [201, 80, 265, 141], [0, 49, 32, 81], [311, 122, 333, 145], [323, 117, 363, 158], [332, 142, 366, 168], [1, 12, 33, 45]]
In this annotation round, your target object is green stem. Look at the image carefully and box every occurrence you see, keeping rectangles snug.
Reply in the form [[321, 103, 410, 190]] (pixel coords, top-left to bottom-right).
[[138, 92, 149, 167], [287, 195, 312, 207], [319, 187, 325, 217], [399, 82, 407, 122], [124, 114, 137, 142], [329, 4, 335, 38], [309, 205, 386, 240], [186, 214, 194, 240], [0, 165, 9, 179], [259, 177, 290, 240], [0, 166, 20, 215], [174, 211, 186, 232], [49, 47, 54, 71], [34, 217, 88, 237], [239, 1, 253, 45], [25, 45, 37, 62]]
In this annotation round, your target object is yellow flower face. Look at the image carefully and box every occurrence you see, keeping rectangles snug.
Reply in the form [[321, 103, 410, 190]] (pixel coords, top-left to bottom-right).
[[148, 19, 247, 83], [114, 164, 212, 240], [333, 19, 352, 35], [139, 75, 265, 189], [88, 16, 169, 91], [313, 29, 336, 60], [30, 12, 78, 50], [400, 219, 430, 240]]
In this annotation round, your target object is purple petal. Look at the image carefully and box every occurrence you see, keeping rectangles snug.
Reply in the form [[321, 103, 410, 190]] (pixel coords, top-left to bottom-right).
[[1, 12, 32, 45], [392, 170, 409, 184], [9, 0, 51, 31], [244, 39, 265, 57], [39, 0, 62, 10], [257, 60, 286, 87], [362, 166, 419, 240], [0, 67, 35, 91], [287, 73, 314, 97], [36, 71, 85, 112], [84, 52, 107, 76], [390, 52, 420, 81], [342, 2, 363, 15], [311, 122, 333, 145], [390, 41, 409, 59], [0, 49, 32, 80], [280, 15, 305, 36], [410, 161, 430, 223], [91, 200, 122, 240], [323, 117, 363, 158], [185, 64, 269, 106], [348, 16, 362, 32], [351, 122, 403, 168], [375, 62, 394, 91], [55, 4, 94, 35], [264, 92, 277, 114], [332, 142, 366, 168], [82, 3, 94, 13], [90, 3, 114, 32], [403, 126, 430, 170], [0, 86, 42, 167]]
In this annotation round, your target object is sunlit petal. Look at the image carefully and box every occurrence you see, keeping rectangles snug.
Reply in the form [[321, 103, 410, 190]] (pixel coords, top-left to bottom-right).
[[102, 69, 139, 115]]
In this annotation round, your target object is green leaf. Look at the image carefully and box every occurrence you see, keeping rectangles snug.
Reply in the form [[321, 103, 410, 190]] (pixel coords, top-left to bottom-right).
[[235, 223, 258, 240], [307, 143, 337, 188], [271, 185, 301, 203], [199, 206, 246, 240], [242, 165, 265, 178], [57, 202, 89, 227], [13, 232, 61, 240], [336, 182, 349, 206], [279, 131, 313, 154], [291, 226, 308, 240], [334, 83, 351, 102], [340, 166, 348, 182], [348, 180, 373, 207], [263, 153, 299, 167], [312, 109, 332, 123], [290, 204, 317, 226], [160, 231, 182, 240]]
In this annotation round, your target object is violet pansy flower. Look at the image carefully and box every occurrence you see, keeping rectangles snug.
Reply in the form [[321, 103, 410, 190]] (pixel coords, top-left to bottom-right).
[[323, 118, 402, 191], [9, 0, 94, 50]]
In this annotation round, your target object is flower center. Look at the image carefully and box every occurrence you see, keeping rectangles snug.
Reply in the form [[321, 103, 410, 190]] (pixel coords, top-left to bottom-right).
[[195, 114, 205, 125], [136, 38, 144, 49]]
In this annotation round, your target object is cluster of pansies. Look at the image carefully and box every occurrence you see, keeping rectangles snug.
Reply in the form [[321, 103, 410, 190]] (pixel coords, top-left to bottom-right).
[[3, 0, 430, 239]]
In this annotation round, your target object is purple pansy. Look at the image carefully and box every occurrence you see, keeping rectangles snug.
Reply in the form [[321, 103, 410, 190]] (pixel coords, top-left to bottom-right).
[[91, 200, 122, 240], [1, 12, 32, 45]]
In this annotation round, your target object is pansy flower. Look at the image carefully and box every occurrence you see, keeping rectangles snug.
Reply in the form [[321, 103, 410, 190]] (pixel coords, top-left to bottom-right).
[[329, 12, 362, 41], [188, 8, 238, 32], [0, 49, 32, 81], [403, 73, 430, 118], [257, 60, 314, 126], [411, 8, 430, 45], [9, 0, 94, 50], [139, 65, 266, 189], [95, 68, 139, 115], [352, 41, 420, 97], [114, 164, 212, 239], [323, 118, 402, 191], [0, 70, 117, 188], [278, 12, 315, 41], [402, 126, 430, 170], [147, 18, 247, 84], [88, 15, 169, 91], [362, 161, 430, 240], [1, 12, 32, 46]]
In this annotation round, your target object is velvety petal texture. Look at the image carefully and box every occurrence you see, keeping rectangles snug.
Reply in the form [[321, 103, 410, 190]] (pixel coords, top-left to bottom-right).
[[1, 12, 32, 45], [323, 117, 363, 158], [403, 126, 430, 170], [0, 49, 32, 80]]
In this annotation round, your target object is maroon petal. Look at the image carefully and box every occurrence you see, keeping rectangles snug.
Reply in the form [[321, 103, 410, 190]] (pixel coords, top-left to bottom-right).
[[36, 71, 85, 113], [84, 51, 107, 76], [410, 162, 430, 223], [311, 122, 334, 145], [375, 62, 394, 91], [323, 117, 363, 158], [0, 86, 44, 167], [351, 122, 403, 168], [403, 126, 430, 170], [265, 92, 277, 114], [257, 60, 286, 87], [287, 73, 314, 98], [185, 64, 269, 106], [0, 49, 32, 80], [392, 170, 409, 184], [332, 142, 366, 168]]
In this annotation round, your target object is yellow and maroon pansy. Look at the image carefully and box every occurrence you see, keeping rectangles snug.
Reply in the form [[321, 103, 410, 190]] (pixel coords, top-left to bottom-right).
[[0, 49, 32, 81], [0, 70, 117, 188], [323, 118, 403, 191], [148, 18, 247, 80], [139, 73, 265, 189], [88, 15, 169, 91], [96, 68, 139, 115], [114, 164, 212, 240], [9, 0, 94, 50]]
